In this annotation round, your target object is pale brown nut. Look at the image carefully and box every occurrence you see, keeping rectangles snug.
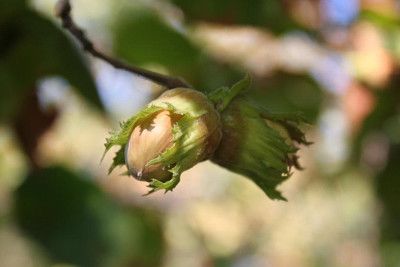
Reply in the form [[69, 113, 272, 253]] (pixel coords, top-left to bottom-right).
[[125, 110, 180, 181]]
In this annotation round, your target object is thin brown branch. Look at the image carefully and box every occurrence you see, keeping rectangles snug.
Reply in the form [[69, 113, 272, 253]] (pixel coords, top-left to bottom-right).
[[55, 0, 191, 89]]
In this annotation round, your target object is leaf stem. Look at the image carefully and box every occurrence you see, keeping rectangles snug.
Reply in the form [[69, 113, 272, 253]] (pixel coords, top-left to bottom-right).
[[55, 0, 191, 89]]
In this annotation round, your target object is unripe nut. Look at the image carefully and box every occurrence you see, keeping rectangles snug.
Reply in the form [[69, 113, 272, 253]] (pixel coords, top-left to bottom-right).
[[125, 88, 222, 182], [125, 110, 178, 181]]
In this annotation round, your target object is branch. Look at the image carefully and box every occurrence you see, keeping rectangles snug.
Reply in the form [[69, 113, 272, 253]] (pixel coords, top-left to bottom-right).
[[55, 0, 191, 89]]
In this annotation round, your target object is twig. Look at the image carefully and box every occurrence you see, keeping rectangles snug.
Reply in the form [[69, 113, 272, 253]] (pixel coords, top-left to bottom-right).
[[55, 0, 191, 89]]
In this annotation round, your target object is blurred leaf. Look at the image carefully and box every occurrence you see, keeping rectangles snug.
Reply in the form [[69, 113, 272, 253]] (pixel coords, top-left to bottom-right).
[[12, 90, 58, 168], [193, 57, 243, 92], [213, 256, 233, 267], [361, 10, 400, 29], [0, 9, 102, 121], [249, 72, 323, 122], [354, 73, 400, 265], [171, 0, 301, 34], [14, 166, 165, 267], [376, 145, 400, 267], [113, 8, 201, 76], [0, 0, 26, 23], [377, 145, 400, 242], [112, 6, 243, 92], [353, 72, 400, 159], [382, 241, 400, 267]]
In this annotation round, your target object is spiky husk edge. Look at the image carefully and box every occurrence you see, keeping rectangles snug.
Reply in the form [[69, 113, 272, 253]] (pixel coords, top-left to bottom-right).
[[103, 99, 215, 194]]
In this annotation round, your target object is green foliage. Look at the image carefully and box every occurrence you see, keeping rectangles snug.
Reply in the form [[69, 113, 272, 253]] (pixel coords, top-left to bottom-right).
[[249, 72, 323, 122], [14, 166, 165, 267], [111, 5, 243, 92], [377, 146, 400, 241], [353, 74, 400, 159], [353, 74, 400, 265], [170, 0, 301, 34], [0, 0, 26, 23], [113, 8, 200, 76], [382, 241, 400, 267], [0, 7, 102, 121]]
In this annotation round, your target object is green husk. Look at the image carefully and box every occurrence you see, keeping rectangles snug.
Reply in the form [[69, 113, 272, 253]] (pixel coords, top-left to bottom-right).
[[104, 88, 222, 194], [210, 76, 310, 201]]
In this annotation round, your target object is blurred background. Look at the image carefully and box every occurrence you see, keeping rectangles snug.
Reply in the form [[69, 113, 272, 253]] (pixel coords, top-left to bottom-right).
[[1, 0, 400, 266]]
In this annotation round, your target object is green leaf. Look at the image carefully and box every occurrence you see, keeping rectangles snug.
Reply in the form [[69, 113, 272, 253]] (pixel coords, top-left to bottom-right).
[[171, 0, 303, 34], [248, 72, 323, 123], [111, 5, 246, 92], [14, 166, 166, 267], [0, 9, 102, 121], [0, 0, 26, 23], [376, 145, 400, 263], [113, 7, 201, 76]]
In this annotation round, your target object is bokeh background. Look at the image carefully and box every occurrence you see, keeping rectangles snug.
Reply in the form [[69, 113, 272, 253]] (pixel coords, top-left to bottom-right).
[[1, 0, 400, 266]]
